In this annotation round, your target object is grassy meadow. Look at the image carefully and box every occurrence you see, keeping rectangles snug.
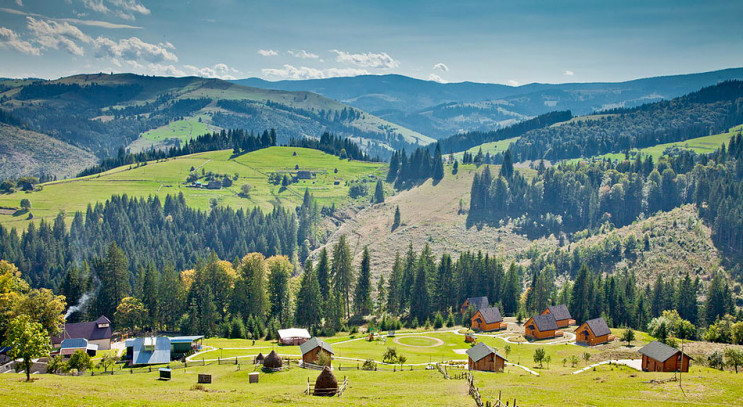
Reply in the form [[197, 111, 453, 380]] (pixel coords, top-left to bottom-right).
[[141, 116, 218, 143], [0, 147, 386, 231], [452, 136, 521, 160]]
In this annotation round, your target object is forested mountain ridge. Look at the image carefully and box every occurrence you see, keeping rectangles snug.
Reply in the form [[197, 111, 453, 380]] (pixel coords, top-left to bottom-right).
[[0, 73, 431, 178], [235, 67, 743, 138]]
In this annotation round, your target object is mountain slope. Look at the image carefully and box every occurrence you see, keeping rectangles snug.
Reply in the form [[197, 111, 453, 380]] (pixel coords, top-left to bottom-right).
[[235, 67, 743, 138]]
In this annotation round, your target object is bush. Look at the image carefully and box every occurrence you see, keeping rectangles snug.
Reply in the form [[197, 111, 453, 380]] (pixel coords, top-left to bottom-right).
[[47, 355, 67, 373], [433, 312, 444, 329], [67, 349, 93, 373], [230, 318, 246, 339], [362, 358, 377, 370], [445, 311, 455, 327]]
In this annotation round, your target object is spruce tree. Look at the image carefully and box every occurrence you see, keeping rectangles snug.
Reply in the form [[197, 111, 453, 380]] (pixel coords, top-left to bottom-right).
[[267, 256, 293, 325], [142, 264, 160, 329], [373, 180, 385, 204], [386, 251, 403, 314], [354, 247, 373, 315], [316, 248, 330, 301], [96, 242, 130, 320], [331, 235, 355, 318], [295, 259, 322, 328]]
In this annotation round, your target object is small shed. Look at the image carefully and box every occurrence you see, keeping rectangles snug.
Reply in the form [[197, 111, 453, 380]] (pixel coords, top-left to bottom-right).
[[206, 180, 222, 190], [59, 338, 98, 357], [524, 314, 558, 340], [300, 337, 334, 366], [248, 372, 259, 383], [126, 337, 171, 366], [466, 342, 506, 373], [159, 368, 171, 380], [471, 306, 505, 332], [638, 341, 692, 372], [575, 317, 611, 346], [461, 296, 490, 314], [277, 328, 311, 345], [541, 305, 575, 328], [296, 170, 314, 180], [170, 335, 203, 358]]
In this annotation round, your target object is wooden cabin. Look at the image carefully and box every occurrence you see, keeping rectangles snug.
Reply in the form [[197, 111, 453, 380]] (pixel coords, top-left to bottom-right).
[[461, 296, 489, 314], [277, 328, 311, 345], [466, 342, 506, 372], [471, 306, 506, 332], [299, 337, 334, 366], [524, 314, 558, 340], [575, 317, 611, 346], [540, 305, 575, 328], [638, 341, 692, 373]]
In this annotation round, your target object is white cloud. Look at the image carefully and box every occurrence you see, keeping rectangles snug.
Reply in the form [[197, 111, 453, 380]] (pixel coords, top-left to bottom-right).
[[262, 64, 369, 80], [183, 63, 239, 80], [257, 49, 278, 56], [331, 50, 399, 69], [432, 63, 448, 72], [0, 26, 40, 55], [26, 17, 92, 56], [564, 70, 574, 76], [80, 0, 150, 21], [287, 49, 318, 59], [94, 36, 178, 63], [428, 73, 446, 83], [507, 80, 519, 86], [0, 7, 142, 29]]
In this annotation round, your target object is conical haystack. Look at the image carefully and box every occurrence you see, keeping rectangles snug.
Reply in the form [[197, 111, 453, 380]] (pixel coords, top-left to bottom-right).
[[313, 366, 338, 396], [255, 352, 265, 364], [263, 350, 282, 369]]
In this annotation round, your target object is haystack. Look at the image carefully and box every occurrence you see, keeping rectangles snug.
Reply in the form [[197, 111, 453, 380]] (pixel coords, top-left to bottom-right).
[[255, 352, 264, 364], [263, 350, 282, 369], [313, 366, 338, 396]]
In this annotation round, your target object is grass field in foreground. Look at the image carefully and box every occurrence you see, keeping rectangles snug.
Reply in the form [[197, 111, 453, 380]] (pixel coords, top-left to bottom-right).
[[0, 147, 386, 230]]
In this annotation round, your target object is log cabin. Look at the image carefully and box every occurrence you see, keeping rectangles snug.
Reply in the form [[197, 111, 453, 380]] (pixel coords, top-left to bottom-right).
[[575, 317, 611, 346], [638, 341, 692, 372], [300, 337, 334, 366], [540, 305, 575, 328], [470, 306, 506, 331], [461, 296, 490, 314], [466, 342, 507, 372], [524, 314, 558, 340]]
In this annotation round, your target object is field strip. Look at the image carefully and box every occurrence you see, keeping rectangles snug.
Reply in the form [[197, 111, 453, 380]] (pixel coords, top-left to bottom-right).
[[572, 359, 642, 374], [506, 362, 539, 376]]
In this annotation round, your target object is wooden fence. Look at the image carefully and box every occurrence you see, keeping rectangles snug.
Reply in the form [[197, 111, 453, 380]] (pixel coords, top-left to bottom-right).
[[304, 376, 349, 396], [467, 372, 518, 407]]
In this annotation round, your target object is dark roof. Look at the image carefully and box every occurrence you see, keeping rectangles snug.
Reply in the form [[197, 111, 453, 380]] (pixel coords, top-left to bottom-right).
[[299, 337, 334, 355], [638, 341, 692, 362], [546, 305, 572, 321], [530, 314, 558, 332], [477, 307, 503, 324], [465, 296, 490, 311], [584, 318, 611, 337], [52, 315, 113, 344], [466, 342, 506, 363]]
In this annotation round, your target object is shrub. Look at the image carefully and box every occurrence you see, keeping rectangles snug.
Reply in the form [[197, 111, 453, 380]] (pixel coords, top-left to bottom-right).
[[67, 349, 93, 373], [362, 359, 377, 371], [445, 311, 455, 328]]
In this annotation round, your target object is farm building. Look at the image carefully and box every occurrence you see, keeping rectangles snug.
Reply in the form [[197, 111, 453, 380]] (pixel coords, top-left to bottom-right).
[[470, 306, 506, 331], [466, 342, 507, 372], [524, 314, 558, 340], [575, 317, 612, 346], [460, 296, 490, 314], [540, 305, 575, 328], [295, 170, 315, 180], [59, 338, 98, 357], [278, 328, 311, 345], [169, 336, 203, 359], [125, 337, 172, 366], [638, 341, 692, 372], [300, 337, 334, 366], [52, 316, 112, 350], [206, 180, 222, 189]]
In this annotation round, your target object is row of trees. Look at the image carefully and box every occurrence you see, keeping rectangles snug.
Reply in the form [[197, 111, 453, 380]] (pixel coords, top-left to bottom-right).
[[289, 132, 380, 162], [387, 144, 444, 188]]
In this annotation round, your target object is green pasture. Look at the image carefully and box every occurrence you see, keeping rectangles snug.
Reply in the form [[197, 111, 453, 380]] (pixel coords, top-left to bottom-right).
[[141, 116, 217, 143], [0, 147, 386, 230], [452, 136, 521, 159]]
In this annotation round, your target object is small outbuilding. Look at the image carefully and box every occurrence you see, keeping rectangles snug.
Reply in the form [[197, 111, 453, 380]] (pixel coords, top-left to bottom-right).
[[300, 337, 334, 366], [313, 366, 338, 396], [471, 306, 506, 332], [461, 296, 490, 314], [575, 317, 612, 346], [524, 314, 558, 340], [466, 342, 507, 373], [125, 337, 171, 366], [277, 328, 311, 345], [638, 341, 692, 373], [59, 338, 98, 357], [541, 305, 575, 328]]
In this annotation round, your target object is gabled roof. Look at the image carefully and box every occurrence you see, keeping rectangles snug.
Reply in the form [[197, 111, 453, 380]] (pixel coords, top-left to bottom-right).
[[277, 328, 311, 340], [170, 335, 204, 343], [52, 315, 113, 344], [530, 314, 558, 332], [130, 337, 171, 365], [584, 318, 611, 337], [638, 341, 691, 362], [477, 307, 503, 324], [546, 305, 572, 321], [299, 337, 334, 355], [60, 338, 88, 349], [465, 296, 490, 311], [466, 342, 506, 363]]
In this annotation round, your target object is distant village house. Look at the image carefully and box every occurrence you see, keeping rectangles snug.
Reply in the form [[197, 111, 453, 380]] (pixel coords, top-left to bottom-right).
[[638, 341, 692, 372], [461, 296, 489, 315], [300, 337, 334, 366], [524, 314, 559, 340], [540, 305, 575, 328], [470, 306, 506, 332], [575, 317, 613, 346]]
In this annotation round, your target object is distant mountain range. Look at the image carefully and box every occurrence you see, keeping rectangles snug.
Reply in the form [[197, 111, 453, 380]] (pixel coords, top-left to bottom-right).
[[234, 67, 743, 139]]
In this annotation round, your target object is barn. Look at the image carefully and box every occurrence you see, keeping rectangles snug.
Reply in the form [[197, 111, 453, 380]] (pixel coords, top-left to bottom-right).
[[638, 341, 692, 372], [299, 337, 334, 366], [470, 306, 506, 332], [277, 328, 311, 345], [541, 305, 575, 328], [575, 317, 612, 346], [461, 296, 490, 314], [466, 342, 507, 372], [52, 316, 113, 351], [524, 314, 558, 340]]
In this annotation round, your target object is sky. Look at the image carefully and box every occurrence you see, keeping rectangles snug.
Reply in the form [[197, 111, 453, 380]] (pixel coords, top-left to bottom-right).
[[0, 0, 742, 85]]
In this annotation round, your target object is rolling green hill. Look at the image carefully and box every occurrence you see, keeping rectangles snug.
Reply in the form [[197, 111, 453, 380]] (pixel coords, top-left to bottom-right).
[[0, 146, 386, 230], [452, 136, 520, 159]]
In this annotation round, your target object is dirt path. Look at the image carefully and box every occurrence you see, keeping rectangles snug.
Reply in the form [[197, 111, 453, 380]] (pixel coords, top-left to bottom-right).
[[393, 336, 445, 348]]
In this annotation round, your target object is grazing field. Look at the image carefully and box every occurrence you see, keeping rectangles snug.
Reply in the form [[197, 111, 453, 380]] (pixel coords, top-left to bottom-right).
[[0, 147, 386, 230], [141, 116, 219, 143], [452, 136, 521, 159]]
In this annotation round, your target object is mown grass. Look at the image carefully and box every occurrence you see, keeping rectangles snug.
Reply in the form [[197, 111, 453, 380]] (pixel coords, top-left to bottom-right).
[[0, 147, 386, 230]]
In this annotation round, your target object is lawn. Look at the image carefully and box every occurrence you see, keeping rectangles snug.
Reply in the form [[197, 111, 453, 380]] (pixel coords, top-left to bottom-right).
[[0, 147, 386, 231]]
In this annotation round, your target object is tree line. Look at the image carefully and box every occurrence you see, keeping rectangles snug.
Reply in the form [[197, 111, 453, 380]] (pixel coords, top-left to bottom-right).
[[288, 132, 381, 161], [387, 143, 444, 188]]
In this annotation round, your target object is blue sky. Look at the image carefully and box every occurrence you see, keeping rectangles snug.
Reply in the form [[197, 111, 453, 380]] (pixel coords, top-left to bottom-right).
[[0, 0, 741, 84]]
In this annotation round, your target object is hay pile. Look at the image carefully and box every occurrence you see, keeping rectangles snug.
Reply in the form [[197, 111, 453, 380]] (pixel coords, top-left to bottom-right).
[[255, 352, 264, 364], [313, 366, 338, 396], [263, 350, 282, 369]]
